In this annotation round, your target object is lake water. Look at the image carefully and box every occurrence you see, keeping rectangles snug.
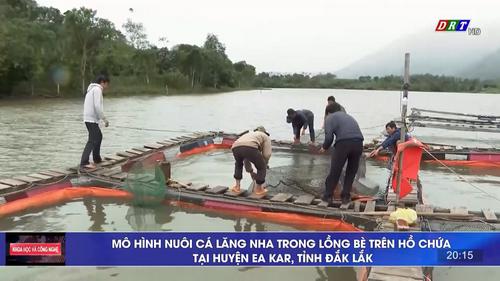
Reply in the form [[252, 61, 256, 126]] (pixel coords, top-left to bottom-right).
[[1, 88, 499, 280]]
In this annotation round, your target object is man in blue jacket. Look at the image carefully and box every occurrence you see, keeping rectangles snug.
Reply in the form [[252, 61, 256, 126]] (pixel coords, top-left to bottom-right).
[[369, 121, 415, 200], [286, 108, 315, 144], [368, 121, 410, 158]]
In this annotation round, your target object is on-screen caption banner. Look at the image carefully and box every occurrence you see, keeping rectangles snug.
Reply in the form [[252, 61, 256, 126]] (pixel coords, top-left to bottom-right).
[[2, 232, 500, 266]]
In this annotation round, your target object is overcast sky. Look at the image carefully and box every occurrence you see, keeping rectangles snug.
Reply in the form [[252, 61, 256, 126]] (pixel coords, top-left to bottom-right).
[[38, 0, 500, 73]]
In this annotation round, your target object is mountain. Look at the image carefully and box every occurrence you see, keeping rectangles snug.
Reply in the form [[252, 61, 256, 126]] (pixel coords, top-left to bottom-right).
[[460, 48, 500, 80], [335, 26, 500, 80]]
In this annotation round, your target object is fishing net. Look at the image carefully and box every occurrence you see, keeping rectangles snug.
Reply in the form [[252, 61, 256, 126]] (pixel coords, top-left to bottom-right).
[[124, 162, 167, 206], [265, 152, 379, 197], [425, 220, 499, 231], [266, 163, 329, 196]]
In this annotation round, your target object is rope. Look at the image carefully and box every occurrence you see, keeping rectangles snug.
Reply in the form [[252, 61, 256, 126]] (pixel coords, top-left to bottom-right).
[[56, 119, 208, 134], [116, 123, 389, 137], [113, 125, 197, 134], [422, 147, 500, 202], [64, 119, 390, 139], [360, 123, 388, 130]]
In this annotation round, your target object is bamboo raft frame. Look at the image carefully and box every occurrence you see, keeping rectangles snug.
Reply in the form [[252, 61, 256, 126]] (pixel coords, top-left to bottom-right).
[[405, 108, 500, 133], [412, 108, 500, 120], [274, 137, 500, 156], [1, 131, 499, 231], [276, 138, 500, 165]]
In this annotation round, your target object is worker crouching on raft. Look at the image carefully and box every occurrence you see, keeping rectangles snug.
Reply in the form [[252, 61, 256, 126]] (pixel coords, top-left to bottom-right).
[[319, 103, 364, 205], [231, 126, 272, 195], [286, 108, 315, 144]]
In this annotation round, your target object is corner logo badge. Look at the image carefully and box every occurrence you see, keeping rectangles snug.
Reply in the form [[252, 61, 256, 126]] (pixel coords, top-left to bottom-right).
[[435, 20, 481, 35]]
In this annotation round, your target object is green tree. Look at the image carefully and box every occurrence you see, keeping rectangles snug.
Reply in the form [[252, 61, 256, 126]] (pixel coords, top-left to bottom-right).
[[233, 61, 256, 88], [64, 8, 118, 94], [122, 19, 158, 85], [203, 33, 226, 55], [0, 1, 10, 81], [201, 34, 234, 88], [167, 44, 206, 88]]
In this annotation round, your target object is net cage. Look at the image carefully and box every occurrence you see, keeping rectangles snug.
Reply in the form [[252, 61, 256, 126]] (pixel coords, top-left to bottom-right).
[[264, 152, 379, 197], [424, 219, 499, 232], [124, 161, 167, 206]]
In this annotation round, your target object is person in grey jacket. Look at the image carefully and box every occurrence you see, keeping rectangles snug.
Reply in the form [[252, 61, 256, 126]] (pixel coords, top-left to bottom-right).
[[319, 103, 364, 205], [322, 96, 346, 128], [80, 75, 110, 169]]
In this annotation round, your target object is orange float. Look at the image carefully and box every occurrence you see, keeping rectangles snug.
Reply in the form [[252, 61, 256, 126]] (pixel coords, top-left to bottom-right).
[[0, 187, 132, 218], [0, 186, 360, 231], [168, 200, 360, 231], [176, 143, 232, 158]]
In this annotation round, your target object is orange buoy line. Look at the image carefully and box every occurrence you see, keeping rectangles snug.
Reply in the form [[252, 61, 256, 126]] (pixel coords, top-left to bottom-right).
[[168, 200, 360, 231], [0, 187, 132, 218], [176, 143, 232, 158], [0, 186, 360, 231]]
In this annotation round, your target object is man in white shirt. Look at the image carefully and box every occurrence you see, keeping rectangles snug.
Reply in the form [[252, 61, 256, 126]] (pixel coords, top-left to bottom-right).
[[80, 75, 110, 169]]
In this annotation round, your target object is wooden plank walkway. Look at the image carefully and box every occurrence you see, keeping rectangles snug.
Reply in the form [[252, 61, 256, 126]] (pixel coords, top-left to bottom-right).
[[366, 205, 424, 281], [159, 177, 500, 225], [270, 193, 293, 202], [0, 132, 215, 196], [386, 187, 419, 206], [368, 267, 422, 281]]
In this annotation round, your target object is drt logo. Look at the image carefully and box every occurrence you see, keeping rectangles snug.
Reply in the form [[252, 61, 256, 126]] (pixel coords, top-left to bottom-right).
[[435, 20, 481, 35]]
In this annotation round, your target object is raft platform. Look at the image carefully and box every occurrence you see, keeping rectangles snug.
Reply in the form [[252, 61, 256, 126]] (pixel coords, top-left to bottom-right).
[[1, 131, 499, 229]]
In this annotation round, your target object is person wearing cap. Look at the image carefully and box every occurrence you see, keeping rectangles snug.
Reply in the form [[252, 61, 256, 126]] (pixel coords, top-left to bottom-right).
[[231, 126, 272, 195], [323, 96, 346, 128], [319, 103, 364, 205], [286, 108, 315, 144]]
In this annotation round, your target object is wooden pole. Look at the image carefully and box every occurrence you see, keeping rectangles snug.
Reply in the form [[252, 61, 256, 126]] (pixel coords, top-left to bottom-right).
[[395, 53, 410, 205], [158, 161, 171, 180]]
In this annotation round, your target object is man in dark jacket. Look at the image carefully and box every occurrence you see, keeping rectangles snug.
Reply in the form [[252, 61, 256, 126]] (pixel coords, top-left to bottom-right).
[[323, 96, 346, 128], [287, 108, 315, 144], [319, 103, 364, 204]]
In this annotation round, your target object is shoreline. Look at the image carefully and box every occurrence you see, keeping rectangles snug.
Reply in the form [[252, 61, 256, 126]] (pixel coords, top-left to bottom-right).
[[262, 87, 500, 94], [1, 86, 498, 101], [0, 87, 264, 101]]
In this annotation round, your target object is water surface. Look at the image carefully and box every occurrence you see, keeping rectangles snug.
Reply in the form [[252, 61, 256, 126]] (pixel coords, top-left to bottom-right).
[[1, 89, 500, 280]]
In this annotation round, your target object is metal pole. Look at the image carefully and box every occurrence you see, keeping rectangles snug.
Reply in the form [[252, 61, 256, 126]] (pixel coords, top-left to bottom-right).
[[395, 53, 410, 205]]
